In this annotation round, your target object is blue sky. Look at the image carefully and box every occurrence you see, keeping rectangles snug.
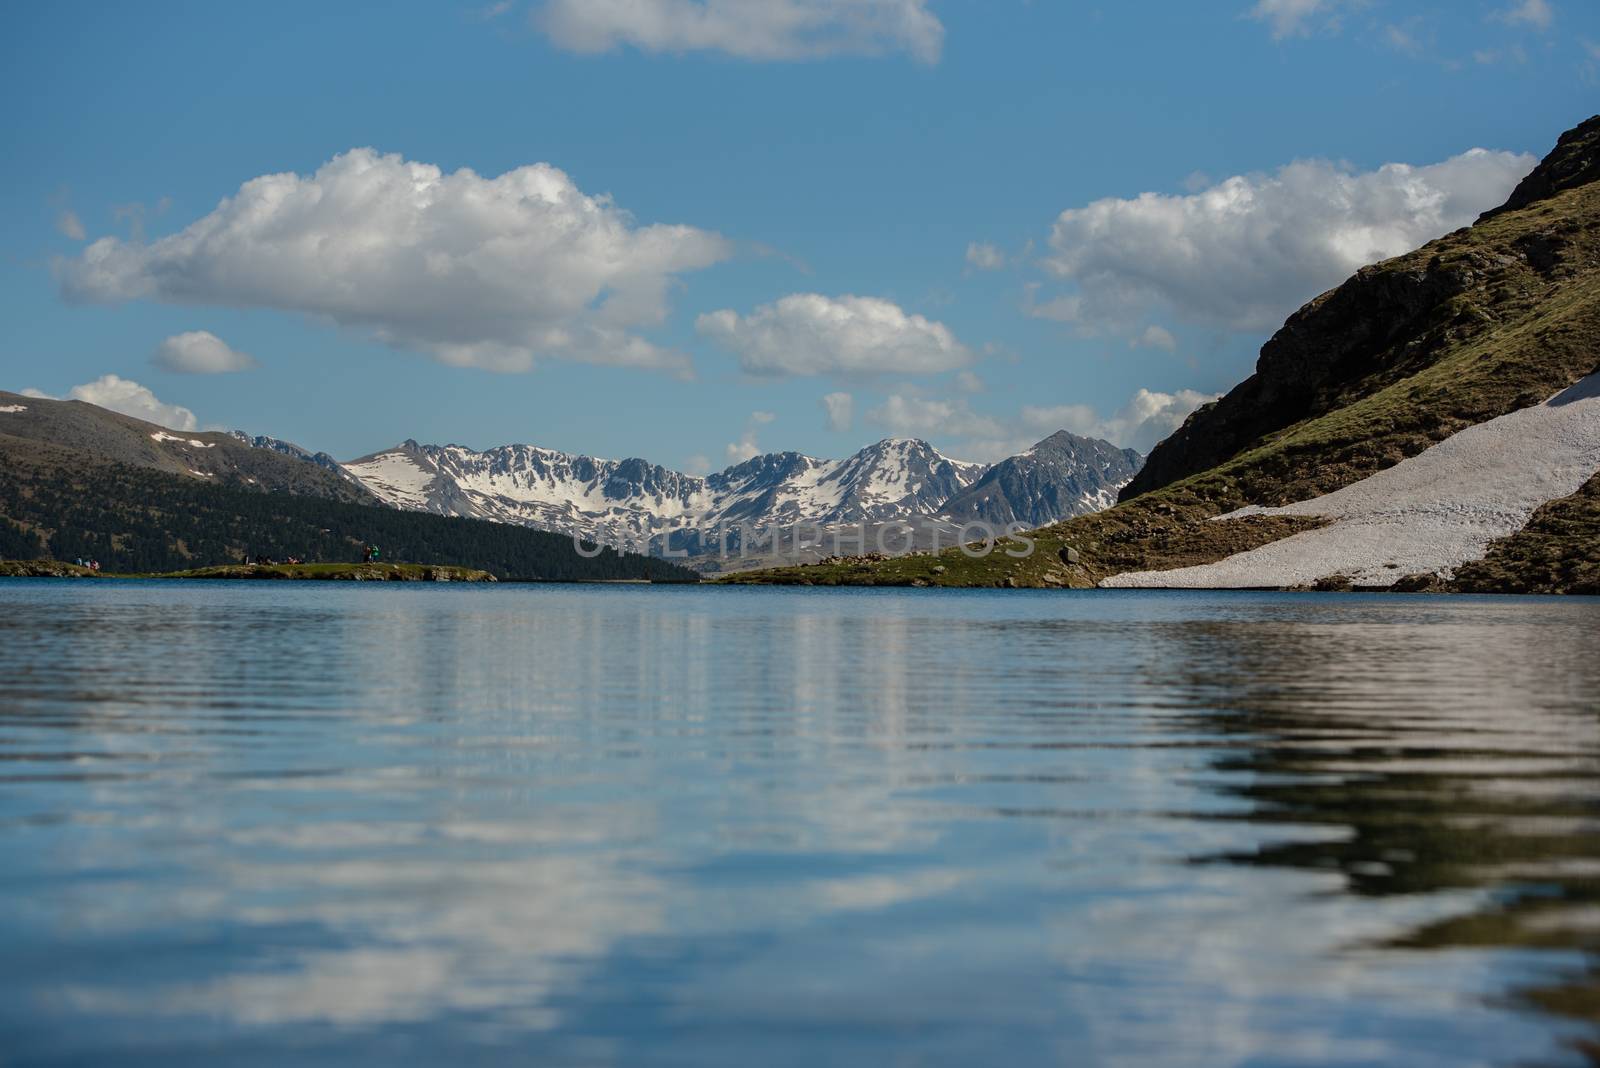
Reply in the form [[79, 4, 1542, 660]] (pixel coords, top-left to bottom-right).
[[3, 0, 1596, 471]]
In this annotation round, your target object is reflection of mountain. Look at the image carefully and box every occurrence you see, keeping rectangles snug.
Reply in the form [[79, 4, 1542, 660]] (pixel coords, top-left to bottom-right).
[[1151, 604, 1600, 1063]]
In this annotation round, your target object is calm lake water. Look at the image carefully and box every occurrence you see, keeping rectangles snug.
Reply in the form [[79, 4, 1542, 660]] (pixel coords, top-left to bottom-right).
[[2, 581, 1598, 1067]]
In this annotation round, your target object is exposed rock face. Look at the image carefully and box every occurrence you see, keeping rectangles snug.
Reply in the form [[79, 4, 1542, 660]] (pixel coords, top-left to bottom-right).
[[940, 432, 1142, 528], [228, 432, 362, 486], [1479, 115, 1600, 222], [1123, 114, 1600, 503], [1123, 257, 1492, 498], [341, 434, 1120, 560]]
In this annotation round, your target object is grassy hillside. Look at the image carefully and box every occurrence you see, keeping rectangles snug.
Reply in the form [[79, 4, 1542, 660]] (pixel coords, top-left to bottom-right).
[[0, 390, 373, 504], [1124, 116, 1600, 502], [724, 118, 1600, 592], [1447, 472, 1600, 594], [0, 449, 697, 582]]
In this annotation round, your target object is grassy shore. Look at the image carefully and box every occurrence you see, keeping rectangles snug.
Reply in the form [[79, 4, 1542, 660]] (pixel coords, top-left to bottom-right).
[[0, 560, 496, 582]]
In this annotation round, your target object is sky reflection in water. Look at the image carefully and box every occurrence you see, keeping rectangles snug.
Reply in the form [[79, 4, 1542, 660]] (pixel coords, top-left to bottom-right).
[[0, 582, 1597, 1066]]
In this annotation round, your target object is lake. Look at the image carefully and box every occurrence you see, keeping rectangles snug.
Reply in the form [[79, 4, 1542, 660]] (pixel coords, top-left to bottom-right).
[[1, 581, 1598, 1066]]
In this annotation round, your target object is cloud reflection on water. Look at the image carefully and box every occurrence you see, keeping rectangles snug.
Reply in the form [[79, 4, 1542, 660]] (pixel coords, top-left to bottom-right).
[[1, 585, 1598, 1065]]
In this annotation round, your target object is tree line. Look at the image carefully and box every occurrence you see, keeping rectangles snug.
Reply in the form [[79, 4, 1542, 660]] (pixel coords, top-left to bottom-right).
[[0, 458, 698, 581]]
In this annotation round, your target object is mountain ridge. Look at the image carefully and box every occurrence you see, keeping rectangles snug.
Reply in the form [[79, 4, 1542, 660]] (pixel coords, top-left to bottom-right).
[[338, 431, 1140, 563], [942, 431, 1142, 528], [0, 391, 375, 505], [3, 384, 1144, 573]]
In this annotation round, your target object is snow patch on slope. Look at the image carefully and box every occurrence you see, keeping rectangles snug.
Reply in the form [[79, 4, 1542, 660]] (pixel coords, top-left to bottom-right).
[[1103, 372, 1600, 589], [151, 431, 214, 448], [344, 450, 436, 509]]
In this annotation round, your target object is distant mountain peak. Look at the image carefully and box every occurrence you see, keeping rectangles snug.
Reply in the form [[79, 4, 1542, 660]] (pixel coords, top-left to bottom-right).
[[941, 432, 1143, 529], [337, 428, 1132, 559]]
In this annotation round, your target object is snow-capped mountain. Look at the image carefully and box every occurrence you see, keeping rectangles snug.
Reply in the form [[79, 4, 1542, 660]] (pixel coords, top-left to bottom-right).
[[338, 433, 1140, 561], [940, 432, 1144, 529], [706, 438, 988, 526], [344, 440, 710, 549]]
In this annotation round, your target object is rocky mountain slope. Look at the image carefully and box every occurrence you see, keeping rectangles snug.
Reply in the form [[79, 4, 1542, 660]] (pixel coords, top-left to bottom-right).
[[729, 116, 1600, 593], [340, 433, 1137, 563], [227, 431, 363, 485], [0, 391, 373, 505], [941, 432, 1141, 528], [1124, 115, 1600, 504]]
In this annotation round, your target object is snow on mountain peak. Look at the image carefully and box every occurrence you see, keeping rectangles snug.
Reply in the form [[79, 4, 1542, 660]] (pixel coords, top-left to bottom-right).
[[337, 430, 1137, 557]]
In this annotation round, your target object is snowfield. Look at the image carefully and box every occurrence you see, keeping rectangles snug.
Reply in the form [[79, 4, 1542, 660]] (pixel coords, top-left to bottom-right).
[[150, 431, 215, 448], [1103, 371, 1600, 589], [343, 450, 437, 509]]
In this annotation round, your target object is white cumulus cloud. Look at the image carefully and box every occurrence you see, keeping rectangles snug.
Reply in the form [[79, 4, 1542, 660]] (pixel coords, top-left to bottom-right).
[[866, 386, 1217, 461], [56, 148, 732, 377], [822, 390, 854, 432], [865, 393, 1005, 442], [1038, 147, 1535, 334], [536, 0, 943, 63], [698, 293, 970, 377], [153, 330, 257, 374], [28, 375, 199, 431]]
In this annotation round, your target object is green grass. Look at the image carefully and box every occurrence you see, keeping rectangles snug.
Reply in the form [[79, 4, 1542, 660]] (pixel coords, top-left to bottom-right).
[[1447, 472, 1600, 594]]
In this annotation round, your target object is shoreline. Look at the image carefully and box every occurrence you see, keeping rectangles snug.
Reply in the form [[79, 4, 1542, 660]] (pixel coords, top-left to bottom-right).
[[0, 560, 708, 585], [0, 561, 496, 583]]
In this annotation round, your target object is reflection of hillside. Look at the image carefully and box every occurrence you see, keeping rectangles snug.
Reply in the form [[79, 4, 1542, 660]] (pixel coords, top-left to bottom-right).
[[1153, 603, 1600, 1063]]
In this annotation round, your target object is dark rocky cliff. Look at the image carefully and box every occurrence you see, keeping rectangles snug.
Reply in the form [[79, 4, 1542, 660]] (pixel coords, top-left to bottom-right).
[[1479, 115, 1600, 221]]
